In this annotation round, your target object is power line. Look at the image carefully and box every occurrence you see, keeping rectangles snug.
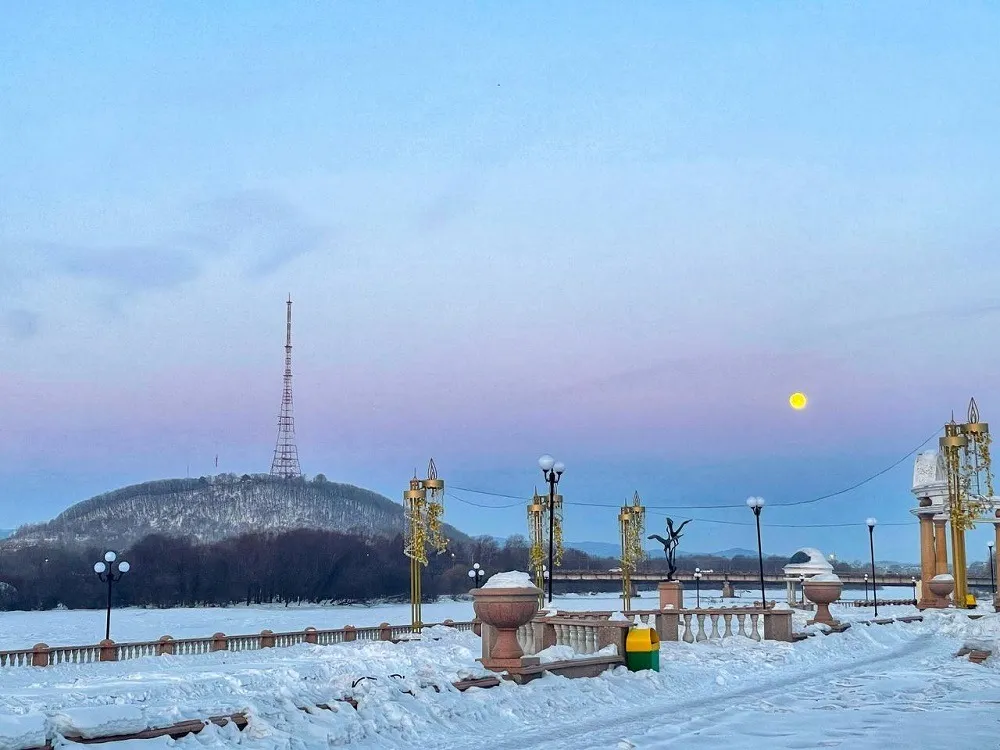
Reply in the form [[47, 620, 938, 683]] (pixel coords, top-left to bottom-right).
[[449, 427, 939, 511]]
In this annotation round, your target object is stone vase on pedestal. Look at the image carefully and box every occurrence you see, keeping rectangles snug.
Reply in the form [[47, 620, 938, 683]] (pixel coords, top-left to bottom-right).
[[472, 573, 542, 672], [804, 574, 843, 627], [658, 580, 684, 610], [928, 574, 954, 608]]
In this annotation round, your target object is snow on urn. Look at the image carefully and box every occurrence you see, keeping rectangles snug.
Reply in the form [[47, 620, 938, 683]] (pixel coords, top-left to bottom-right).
[[472, 571, 542, 671], [928, 573, 955, 604], [803, 573, 843, 626]]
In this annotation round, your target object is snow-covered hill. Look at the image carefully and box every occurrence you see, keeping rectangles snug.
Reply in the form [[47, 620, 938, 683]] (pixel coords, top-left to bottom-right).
[[8, 473, 465, 549]]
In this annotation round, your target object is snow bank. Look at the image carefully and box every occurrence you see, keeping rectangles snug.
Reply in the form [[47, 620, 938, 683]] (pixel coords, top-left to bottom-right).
[[482, 571, 536, 589], [0, 713, 46, 750], [536, 644, 618, 664]]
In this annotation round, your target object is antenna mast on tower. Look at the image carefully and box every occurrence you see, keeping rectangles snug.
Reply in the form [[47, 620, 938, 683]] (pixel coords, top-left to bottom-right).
[[270, 295, 302, 478]]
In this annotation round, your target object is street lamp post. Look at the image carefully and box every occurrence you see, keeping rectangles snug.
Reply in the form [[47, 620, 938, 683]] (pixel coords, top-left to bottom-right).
[[798, 574, 805, 605], [911, 576, 917, 604], [867, 518, 878, 617], [864, 573, 869, 604], [746, 497, 767, 609], [538, 455, 565, 605], [694, 568, 702, 608], [94, 551, 130, 641], [468, 562, 485, 589]]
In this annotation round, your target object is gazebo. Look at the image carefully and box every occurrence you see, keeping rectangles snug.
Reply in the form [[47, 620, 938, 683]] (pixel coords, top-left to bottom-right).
[[782, 548, 834, 605]]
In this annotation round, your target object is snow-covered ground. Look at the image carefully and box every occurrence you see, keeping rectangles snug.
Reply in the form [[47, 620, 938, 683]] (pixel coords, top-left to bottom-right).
[[0, 586, 913, 650], [1, 595, 998, 749]]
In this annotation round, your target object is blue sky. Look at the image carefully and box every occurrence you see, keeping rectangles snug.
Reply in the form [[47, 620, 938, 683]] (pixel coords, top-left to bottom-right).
[[2, 3, 999, 562]]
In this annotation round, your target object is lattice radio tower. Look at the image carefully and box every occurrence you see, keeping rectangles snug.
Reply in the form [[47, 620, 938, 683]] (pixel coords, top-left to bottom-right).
[[270, 295, 302, 478]]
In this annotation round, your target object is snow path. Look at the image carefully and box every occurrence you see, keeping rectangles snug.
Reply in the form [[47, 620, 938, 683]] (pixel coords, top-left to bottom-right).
[[445, 633, 941, 750]]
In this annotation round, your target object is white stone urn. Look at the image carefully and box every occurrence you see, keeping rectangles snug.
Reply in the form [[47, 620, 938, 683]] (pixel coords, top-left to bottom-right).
[[928, 573, 954, 606], [804, 573, 843, 626]]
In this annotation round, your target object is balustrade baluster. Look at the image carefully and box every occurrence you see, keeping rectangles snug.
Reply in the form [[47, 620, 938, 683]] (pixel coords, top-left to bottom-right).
[[682, 613, 695, 643], [736, 613, 748, 637], [723, 613, 733, 638], [710, 613, 721, 640], [750, 613, 762, 642], [695, 613, 708, 642]]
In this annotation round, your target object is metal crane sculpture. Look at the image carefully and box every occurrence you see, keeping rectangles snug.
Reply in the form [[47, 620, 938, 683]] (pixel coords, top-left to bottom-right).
[[648, 517, 691, 581]]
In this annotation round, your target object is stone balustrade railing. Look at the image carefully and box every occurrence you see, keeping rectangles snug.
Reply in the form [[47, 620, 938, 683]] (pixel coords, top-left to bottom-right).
[[514, 606, 792, 657], [0, 620, 478, 669]]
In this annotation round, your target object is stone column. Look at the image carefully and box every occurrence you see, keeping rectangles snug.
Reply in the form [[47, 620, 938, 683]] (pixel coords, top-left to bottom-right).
[[918, 512, 937, 606], [934, 519, 949, 577], [993, 514, 1000, 611]]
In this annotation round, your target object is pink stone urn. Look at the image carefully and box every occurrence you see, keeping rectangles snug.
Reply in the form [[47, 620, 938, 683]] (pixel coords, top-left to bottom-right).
[[804, 574, 843, 626], [472, 572, 542, 670], [928, 574, 954, 607]]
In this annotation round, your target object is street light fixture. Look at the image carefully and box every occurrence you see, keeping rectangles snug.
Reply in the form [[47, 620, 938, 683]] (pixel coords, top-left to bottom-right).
[[798, 573, 805, 605], [694, 567, 702, 608], [538, 454, 565, 605], [911, 576, 917, 605], [866, 518, 878, 617], [468, 562, 486, 589], [746, 496, 767, 609], [94, 551, 130, 641], [864, 573, 869, 603]]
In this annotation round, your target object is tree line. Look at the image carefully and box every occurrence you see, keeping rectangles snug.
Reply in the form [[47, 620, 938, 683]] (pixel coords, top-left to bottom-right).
[[0, 530, 898, 611]]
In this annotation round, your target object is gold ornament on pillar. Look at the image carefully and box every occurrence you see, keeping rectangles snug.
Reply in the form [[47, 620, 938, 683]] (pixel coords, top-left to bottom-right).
[[619, 492, 646, 609], [942, 399, 994, 607], [403, 459, 447, 629], [528, 489, 546, 595]]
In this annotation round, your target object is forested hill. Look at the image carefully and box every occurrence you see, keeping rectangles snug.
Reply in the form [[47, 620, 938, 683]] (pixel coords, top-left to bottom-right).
[[8, 473, 466, 549]]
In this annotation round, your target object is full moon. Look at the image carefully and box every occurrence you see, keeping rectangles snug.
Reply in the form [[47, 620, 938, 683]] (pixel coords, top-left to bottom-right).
[[789, 392, 808, 410]]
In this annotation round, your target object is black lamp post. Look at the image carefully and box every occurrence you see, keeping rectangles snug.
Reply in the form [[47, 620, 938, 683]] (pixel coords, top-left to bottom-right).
[[468, 562, 485, 589], [867, 517, 878, 617], [746, 496, 767, 609], [798, 574, 805, 605], [911, 576, 917, 605], [864, 573, 869, 604], [694, 567, 702, 608], [94, 551, 130, 641], [538, 454, 565, 605]]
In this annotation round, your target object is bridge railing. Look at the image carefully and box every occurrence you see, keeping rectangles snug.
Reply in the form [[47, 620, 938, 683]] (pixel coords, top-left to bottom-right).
[[0, 620, 478, 669]]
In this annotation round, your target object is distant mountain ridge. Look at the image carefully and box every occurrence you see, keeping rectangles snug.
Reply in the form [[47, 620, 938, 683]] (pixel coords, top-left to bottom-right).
[[8, 473, 466, 550]]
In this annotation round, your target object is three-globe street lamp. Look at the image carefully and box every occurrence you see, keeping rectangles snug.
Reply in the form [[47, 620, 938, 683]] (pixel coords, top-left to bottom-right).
[[864, 573, 869, 603], [911, 576, 918, 604], [989, 542, 996, 599], [694, 567, 702, 608], [538, 455, 565, 605], [94, 551, 130, 641], [746, 497, 767, 609], [798, 574, 806, 605], [468, 562, 486, 589], [867, 518, 878, 617]]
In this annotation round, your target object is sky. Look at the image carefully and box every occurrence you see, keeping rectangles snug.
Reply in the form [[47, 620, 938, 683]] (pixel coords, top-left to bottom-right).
[[2, 2, 1000, 563]]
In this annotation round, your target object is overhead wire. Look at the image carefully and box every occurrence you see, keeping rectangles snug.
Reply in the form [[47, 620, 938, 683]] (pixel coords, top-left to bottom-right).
[[449, 426, 940, 512]]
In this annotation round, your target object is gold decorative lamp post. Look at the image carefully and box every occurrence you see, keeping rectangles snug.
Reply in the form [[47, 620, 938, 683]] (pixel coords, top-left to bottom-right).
[[403, 459, 448, 629], [941, 399, 994, 608], [528, 489, 547, 608], [619, 491, 646, 611]]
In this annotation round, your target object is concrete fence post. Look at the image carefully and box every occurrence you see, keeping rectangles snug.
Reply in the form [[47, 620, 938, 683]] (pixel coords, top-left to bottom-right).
[[763, 611, 793, 642], [344, 625, 357, 642], [472, 619, 482, 637], [31, 643, 50, 667], [157, 636, 174, 656], [99, 639, 117, 662], [379, 622, 392, 641], [304, 627, 318, 645], [260, 629, 275, 648], [211, 632, 227, 652], [656, 612, 680, 642]]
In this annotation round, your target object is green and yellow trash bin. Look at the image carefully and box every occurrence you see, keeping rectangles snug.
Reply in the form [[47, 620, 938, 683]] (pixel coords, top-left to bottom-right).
[[625, 624, 660, 672]]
